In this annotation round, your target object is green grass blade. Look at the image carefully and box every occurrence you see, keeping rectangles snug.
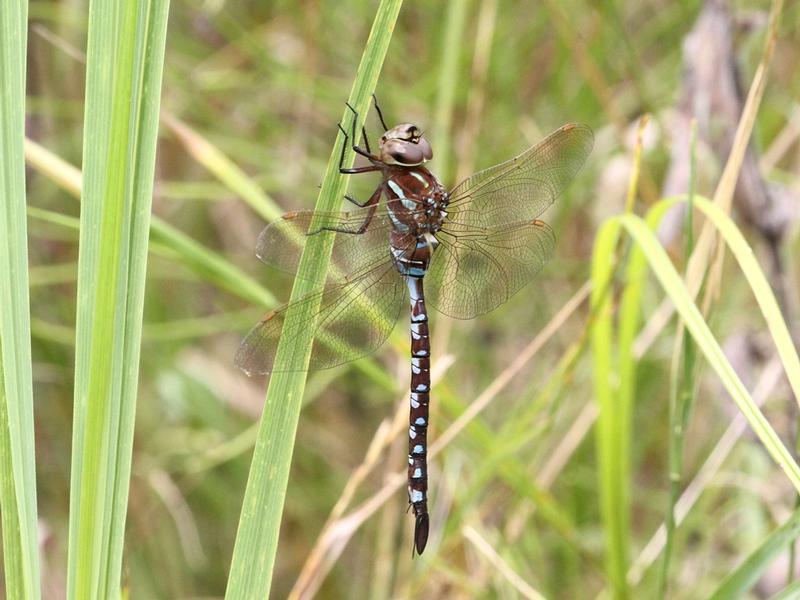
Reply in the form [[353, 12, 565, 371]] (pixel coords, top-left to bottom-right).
[[0, 0, 41, 597], [590, 218, 628, 597], [603, 213, 800, 489], [0, 386, 26, 599], [689, 197, 800, 403], [708, 507, 800, 600], [432, 0, 469, 184], [590, 120, 653, 598], [593, 198, 800, 598], [659, 123, 699, 598], [67, 1, 170, 598], [768, 579, 800, 600], [149, 219, 277, 308], [650, 194, 800, 407], [225, 1, 403, 596], [161, 113, 283, 222], [24, 138, 277, 309]]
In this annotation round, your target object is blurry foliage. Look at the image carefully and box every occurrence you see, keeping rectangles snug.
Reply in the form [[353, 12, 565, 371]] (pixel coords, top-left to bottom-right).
[[18, 0, 800, 598]]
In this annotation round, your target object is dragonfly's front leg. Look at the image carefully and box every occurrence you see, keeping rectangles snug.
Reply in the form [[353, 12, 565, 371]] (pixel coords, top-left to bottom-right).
[[371, 94, 389, 131], [337, 103, 382, 174], [345, 101, 375, 157], [337, 123, 381, 175]]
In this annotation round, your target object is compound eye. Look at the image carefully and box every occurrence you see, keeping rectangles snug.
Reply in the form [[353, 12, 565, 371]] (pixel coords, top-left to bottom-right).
[[394, 144, 424, 164], [384, 138, 424, 164]]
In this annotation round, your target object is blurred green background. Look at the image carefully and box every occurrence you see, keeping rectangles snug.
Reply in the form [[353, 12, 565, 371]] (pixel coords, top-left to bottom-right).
[[21, 0, 800, 597]]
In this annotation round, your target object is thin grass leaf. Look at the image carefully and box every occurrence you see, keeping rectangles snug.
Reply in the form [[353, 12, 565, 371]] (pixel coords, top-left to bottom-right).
[[67, 1, 170, 598], [690, 197, 800, 403], [703, 0, 784, 302], [161, 113, 284, 222], [590, 218, 627, 596], [593, 194, 800, 597], [660, 121, 699, 598], [0, 383, 28, 599], [432, 0, 469, 184], [661, 0, 783, 351], [708, 507, 800, 600], [590, 116, 650, 598], [620, 192, 800, 589], [225, 1, 404, 597], [597, 116, 652, 598], [768, 579, 800, 600], [0, 0, 41, 597], [25, 137, 277, 309], [595, 212, 800, 493]]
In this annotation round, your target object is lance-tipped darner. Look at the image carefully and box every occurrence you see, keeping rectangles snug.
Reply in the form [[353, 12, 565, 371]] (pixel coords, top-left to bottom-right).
[[236, 97, 593, 555]]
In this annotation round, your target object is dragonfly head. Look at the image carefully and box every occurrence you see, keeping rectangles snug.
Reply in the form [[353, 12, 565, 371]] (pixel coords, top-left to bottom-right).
[[379, 123, 433, 166]]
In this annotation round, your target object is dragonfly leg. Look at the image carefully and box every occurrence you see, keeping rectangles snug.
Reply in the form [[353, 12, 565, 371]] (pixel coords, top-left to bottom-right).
[[337, 123, 350, 171], [313, 222, 372, 236], [372, 93, 389, 131], [345, 102, 373, 153], [310, 189, 380, 236], [337, 123, 380, 175], [338, 116, 380, 174], [344, 101, 380, 162], [340, 165, 381, 175], [343, 193, 370, 207], [340, 188, 381, 232], [344, 182, 382, 209]]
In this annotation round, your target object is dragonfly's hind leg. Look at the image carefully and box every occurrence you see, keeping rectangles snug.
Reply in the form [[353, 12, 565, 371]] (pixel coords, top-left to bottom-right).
[[342, 171, 386, 209], [343, 193, 371, 208], [308, 186, 382, 238], [339, 187, 382, 233]]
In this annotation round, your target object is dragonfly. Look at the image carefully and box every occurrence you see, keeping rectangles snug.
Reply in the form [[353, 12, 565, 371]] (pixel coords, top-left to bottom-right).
[[236, 98, 593, 555]]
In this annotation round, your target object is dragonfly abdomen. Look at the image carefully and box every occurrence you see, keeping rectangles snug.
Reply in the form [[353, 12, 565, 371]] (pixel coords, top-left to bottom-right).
[[407, 275, 431, 554]]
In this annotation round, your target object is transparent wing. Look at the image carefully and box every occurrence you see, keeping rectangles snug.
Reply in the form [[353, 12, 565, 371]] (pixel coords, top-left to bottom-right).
[[426, 220, 555, 319], [254, 206, 395, 284], [235, 253, 405, 375], [446, 123, 593, 229]]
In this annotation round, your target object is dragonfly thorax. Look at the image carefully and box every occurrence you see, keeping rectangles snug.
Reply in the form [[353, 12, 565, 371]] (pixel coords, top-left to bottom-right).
[[385, 166, 448, 279], [384, 167, 449, 236]]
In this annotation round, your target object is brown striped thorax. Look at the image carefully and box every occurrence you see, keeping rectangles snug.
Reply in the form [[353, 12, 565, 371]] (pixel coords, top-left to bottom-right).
[[374, 122, 448, 279]]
